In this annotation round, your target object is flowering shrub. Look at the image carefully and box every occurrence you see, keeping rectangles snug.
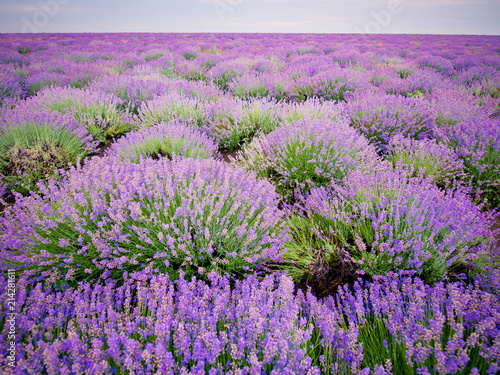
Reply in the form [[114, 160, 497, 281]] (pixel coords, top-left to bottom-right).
[[138, 92, 209, 128], [1, 157, 288, 282], [0, 107, 95, 195], [107, 121, 219, 163], [237, 118, 379, 203], [277, 98, 345, 126], [386, 135, 467, 189], [346, 93, 434, 153], [296, 168, 493, 283], [288, 67, 366, 103], [24, 86, 135, 142]]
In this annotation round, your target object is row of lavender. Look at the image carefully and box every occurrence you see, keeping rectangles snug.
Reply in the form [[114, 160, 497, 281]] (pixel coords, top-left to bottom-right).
[[0, 33, 499, 374]]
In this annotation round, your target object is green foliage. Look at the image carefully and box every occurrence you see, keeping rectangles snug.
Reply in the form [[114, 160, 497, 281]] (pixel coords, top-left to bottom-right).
[[27, 81, 57, 97], [397, 68, 413, 79], [182, 52, 197, 60], [144, 52, 165, 62], [463, 145, 500, 209], [119, 137, 213, 164], [160, 53, 177, 78], [281, 215, 340, 284], [17, 47, 31, 55], [406, 90, 424, 99], [0, 124, 87, 195]]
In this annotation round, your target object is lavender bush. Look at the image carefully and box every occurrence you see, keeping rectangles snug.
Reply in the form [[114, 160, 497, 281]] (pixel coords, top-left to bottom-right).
[[346, 93, 434, 153], [386, 135, 467, 189], [295, 168, 493, 283], [237, 118, 379, 203], [1, 157, 288, 282], [107, 121, 219, 163], [23, 86, 135, 142], [0, 107, 95, 195]]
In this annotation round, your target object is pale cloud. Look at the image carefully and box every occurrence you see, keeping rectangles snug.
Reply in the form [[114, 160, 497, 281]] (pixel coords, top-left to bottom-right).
[[0, 3, 86, 14], [0, 0, 497, 34]]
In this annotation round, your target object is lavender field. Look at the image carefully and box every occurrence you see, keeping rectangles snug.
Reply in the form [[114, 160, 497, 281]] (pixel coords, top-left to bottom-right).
[[0, 33, 499, 374]]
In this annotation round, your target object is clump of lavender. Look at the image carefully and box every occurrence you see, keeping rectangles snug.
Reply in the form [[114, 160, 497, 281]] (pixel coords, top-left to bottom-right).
[[90, 74, 171, 114], [138, 92, 209, 128], [208, 59, 250, 91], [298, 168, 493, 283], [346, 93, 434, 153], [1, 157, 288, 282], [107, 121, 219, 163], [386, 135, 467, 189], [300, 274, 500, 374], [277, 98, 346, 126], [237, 118, 379, 203], [203, 97, 248, 150], [0, 272, 317, 373], [228, 72, 290, 102], [24, 86, 135, 142], [0, 107, 95, 195], [381, 67, 445, 97], [238, 98, 279, 136], [288, 67, 365, 104], [0, 67, 26, 106], [433, 118, 500, 209]]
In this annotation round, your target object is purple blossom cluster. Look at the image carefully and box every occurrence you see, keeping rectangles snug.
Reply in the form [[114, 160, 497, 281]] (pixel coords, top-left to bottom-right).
[[1, 271, 498, 374], [300, 273, 500, 374], [0, 272, 317, 374]]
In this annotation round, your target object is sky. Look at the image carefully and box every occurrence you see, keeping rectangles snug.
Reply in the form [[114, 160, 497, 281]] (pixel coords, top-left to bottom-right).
[[0, 0, 499, 35]]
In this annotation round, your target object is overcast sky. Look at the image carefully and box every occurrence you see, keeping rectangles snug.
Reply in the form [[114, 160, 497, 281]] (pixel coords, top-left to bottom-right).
[[0, 0, 499, 35]]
